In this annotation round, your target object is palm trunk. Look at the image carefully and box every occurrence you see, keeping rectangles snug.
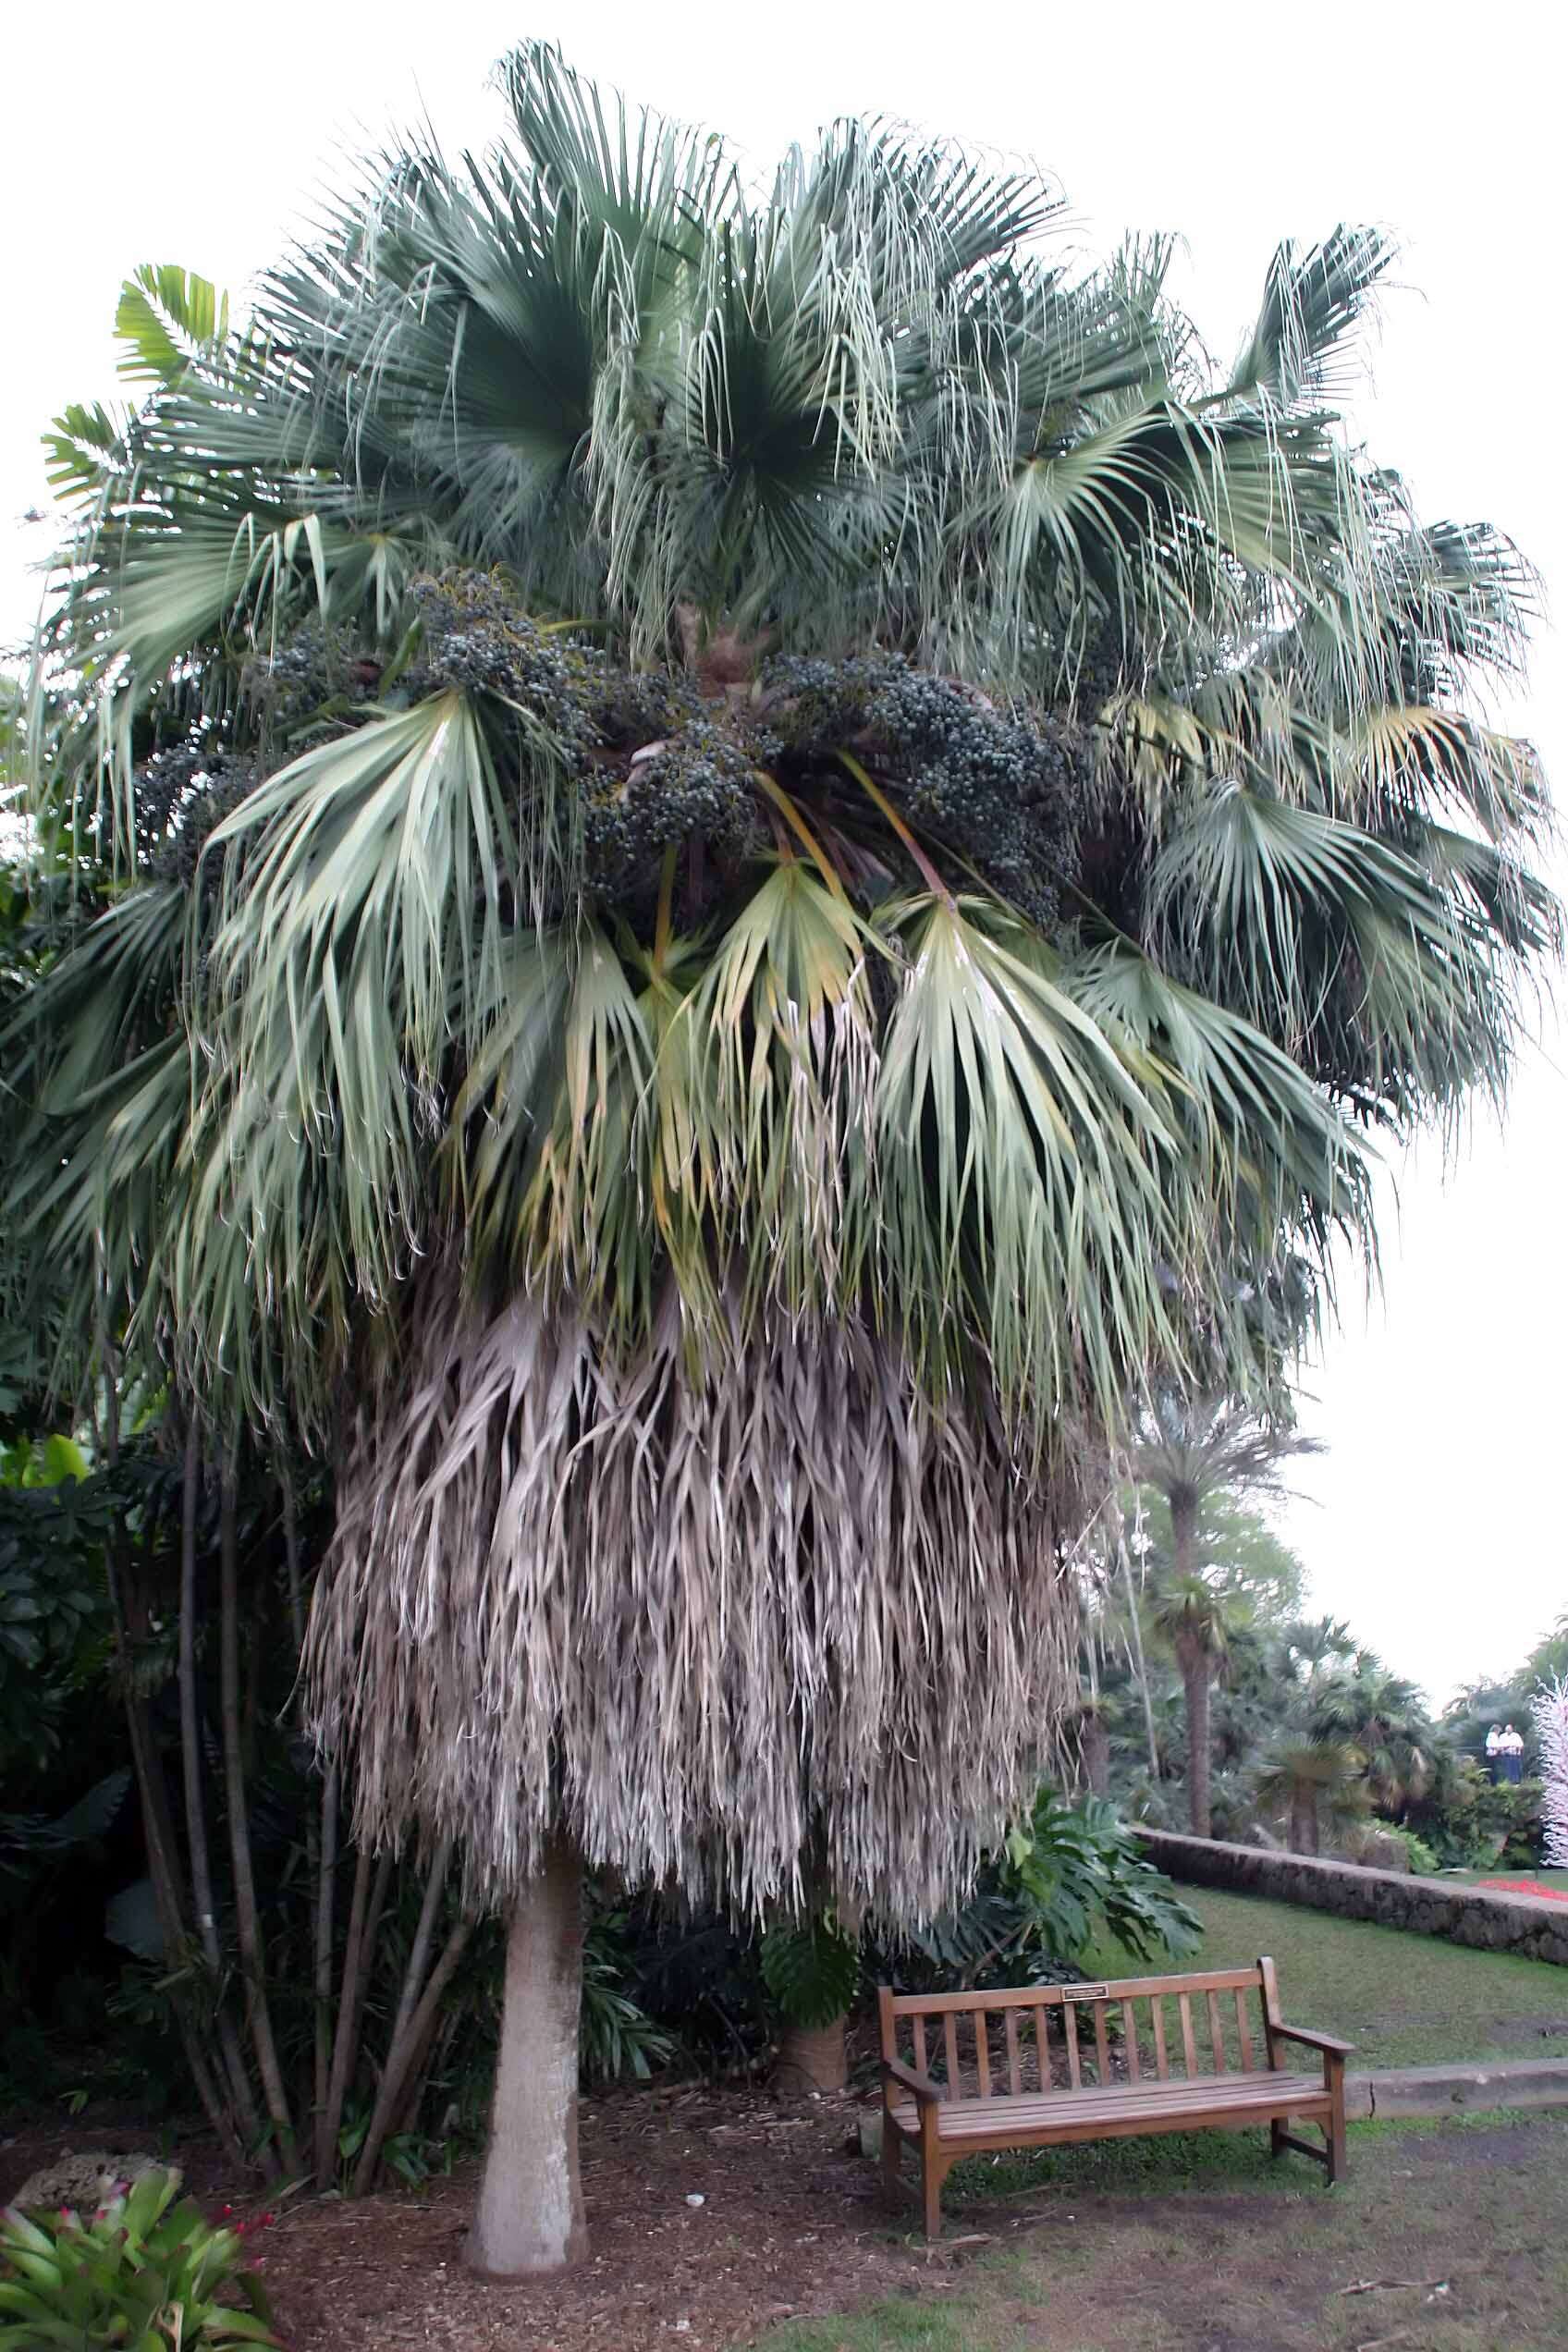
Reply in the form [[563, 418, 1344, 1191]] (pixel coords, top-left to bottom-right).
[[1182, 1653, 1212, 1838], [776, 2016, 848, 2091], [1288, 1788, 1317, 1856], [468, 1839, 588, 2277], [1170, 1494, 1214, 1837]]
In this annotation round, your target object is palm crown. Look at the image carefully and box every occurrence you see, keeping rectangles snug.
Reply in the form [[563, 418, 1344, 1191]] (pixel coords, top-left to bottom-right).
[[6, 44, 1557, 1917]]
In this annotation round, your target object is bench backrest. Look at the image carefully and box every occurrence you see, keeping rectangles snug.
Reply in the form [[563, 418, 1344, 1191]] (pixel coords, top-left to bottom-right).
[[878, 1958, 1286, 2100]]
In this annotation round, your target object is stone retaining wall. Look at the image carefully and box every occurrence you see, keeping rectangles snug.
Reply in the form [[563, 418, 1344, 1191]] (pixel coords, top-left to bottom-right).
[[1140, 1830, 1568, 1966]]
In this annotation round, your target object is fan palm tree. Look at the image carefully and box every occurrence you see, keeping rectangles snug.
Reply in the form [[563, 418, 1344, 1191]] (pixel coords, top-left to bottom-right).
[[1148, 1574, 1248, 1837], [1254, 1735, 1367, 1856], [3, 47, 1558, 2272], [1311, 1654, 1435, 1811]]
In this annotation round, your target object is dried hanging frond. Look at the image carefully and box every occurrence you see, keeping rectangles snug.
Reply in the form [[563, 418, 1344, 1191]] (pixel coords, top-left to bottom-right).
[[311, 1270, 1081, 1922]]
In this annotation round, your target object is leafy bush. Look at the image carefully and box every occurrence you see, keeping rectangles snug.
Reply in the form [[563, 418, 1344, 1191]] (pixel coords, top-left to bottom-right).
[[580, 1909, 676, 2083], [759, 1913, 862, 2028], [1370, 1823, 1443, 1877], [899, 1791, 1201, 1991], [0, 2167, 279, 2348]]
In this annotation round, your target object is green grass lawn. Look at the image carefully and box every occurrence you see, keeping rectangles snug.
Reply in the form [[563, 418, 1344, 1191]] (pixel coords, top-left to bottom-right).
[[1082, 1882, 1568, 2069], [763, 2112, 1568, 2351]]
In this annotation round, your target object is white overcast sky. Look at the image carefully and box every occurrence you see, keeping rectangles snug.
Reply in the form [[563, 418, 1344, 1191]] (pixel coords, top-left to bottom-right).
[[6, 1, 1563, 1704]]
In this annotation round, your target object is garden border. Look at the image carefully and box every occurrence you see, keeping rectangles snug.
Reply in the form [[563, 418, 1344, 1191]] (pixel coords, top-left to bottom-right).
[[1139, 1831, 1568, 1966]]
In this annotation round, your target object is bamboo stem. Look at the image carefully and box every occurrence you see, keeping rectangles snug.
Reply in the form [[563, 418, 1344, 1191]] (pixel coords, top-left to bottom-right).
[[178, 1418, 265, 2151], [351, 1913, 473, 2193], [219, 1463, 299, 2170], [322, 1847, 392, 2180]]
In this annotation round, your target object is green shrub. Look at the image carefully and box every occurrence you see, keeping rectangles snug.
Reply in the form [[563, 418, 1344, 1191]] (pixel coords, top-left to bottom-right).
[[900, 1790, 1202, 1990], [580, 1910, 677, 2082], [1374, 1823, 1443, 1877], [760, 1913, 862, 2027], [0, 2167, 279, 2349]]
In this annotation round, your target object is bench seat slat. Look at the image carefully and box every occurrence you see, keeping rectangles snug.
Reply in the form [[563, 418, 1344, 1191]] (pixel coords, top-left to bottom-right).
[[888, 2070, 1329, 2145]]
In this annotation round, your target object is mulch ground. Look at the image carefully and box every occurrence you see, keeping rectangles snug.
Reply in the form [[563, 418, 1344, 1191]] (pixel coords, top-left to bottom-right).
[[1, 2082, 1003, 2352]]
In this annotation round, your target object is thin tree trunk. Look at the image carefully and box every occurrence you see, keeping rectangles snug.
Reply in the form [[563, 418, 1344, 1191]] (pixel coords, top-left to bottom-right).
[[219, 1464, 299, 2170], [468, 1840, 588, 2276], [321, 1848, 393, 2182], [311, 1765, 340, 2176], [96, 1335, 245, 2169], [351, 1914, 473, 2192], [347, 1839, 452, 2195], [388, 1841, 453, 2064], [278, 1464, 341, 2180], [178, 1420, 266, 2155], [1182, 1655, 1212, 1838]]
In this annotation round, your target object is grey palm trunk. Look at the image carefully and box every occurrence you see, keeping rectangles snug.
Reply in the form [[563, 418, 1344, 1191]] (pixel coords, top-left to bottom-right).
[[469, 1840, 589, 2276]]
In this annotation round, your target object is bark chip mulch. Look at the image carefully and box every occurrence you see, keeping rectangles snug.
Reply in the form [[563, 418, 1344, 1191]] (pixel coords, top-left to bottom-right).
[[4, 2083, 998, 2352]]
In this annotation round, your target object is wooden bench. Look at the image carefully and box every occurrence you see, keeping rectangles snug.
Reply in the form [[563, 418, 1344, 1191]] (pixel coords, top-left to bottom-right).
[[877, 1958, 1351, 2237]]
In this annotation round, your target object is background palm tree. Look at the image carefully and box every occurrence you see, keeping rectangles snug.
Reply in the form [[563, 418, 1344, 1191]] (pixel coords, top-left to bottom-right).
[[1147, 1574, 1249, 1838], [1254, 1735, 1367, 1856], [1128, 1394, 1323, 1586], [4, 46, 1558, 2272], [1311, 1655, 1434, 1813]]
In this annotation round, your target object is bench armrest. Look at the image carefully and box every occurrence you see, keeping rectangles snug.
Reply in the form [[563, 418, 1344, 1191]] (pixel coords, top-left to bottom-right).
[[1274, 2023, 1354, 2059], [881, 2055, 942, 2107]]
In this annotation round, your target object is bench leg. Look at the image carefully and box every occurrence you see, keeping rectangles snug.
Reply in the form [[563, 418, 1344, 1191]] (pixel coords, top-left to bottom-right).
[[922, 2150, 946, 2243], [919, 2110, 946, 2241], [880, 2118, 902, 2211], [1269, 2118, 1286, 2160], [1324, 2056, 1346, 2185]]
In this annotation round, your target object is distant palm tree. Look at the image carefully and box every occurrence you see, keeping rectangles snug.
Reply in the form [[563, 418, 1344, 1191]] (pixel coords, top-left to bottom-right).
[[1149, 1574, 1246, 1838], [1129, 1397, 1322, 1583], [1312, 1657, 1434, 1812], [1255, 1736, 1367, 1856], [1280, 1615, 1360, 1679]]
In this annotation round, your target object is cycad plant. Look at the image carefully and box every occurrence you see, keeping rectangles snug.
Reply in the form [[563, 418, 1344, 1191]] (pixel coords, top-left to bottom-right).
[[4, 45, 1558, 2272]]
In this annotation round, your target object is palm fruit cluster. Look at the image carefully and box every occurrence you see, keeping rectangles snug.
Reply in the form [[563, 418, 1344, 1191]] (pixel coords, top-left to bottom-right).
[[213, 573, 1096, 930]]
